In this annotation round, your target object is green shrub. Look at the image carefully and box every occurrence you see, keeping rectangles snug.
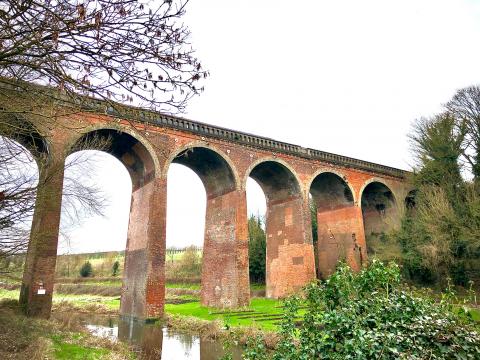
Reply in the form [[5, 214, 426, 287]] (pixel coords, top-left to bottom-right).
[[248, 260, 480, 359], [79, 261, 93, 278], [111, 261, 120, 277]]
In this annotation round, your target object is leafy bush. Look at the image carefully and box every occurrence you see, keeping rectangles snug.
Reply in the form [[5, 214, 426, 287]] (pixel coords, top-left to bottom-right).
[[79, 261, 93, 278], [248, 260, 480, 359]]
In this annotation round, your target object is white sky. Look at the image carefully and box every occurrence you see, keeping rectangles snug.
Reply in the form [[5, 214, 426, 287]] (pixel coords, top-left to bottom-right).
[[57, 0, 480, 254]]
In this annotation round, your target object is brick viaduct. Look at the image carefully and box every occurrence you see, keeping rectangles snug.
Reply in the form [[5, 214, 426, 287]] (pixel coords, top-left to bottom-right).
[[4, 94, 411, 320]]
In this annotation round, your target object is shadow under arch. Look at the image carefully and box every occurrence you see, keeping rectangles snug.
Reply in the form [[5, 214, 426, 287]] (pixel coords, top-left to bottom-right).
[[245, 159, 315, 299], [164, 144, 248, 308], [360, 180, 399, 258], [166, 145, 238, 198], [69, 128, 157, 191]]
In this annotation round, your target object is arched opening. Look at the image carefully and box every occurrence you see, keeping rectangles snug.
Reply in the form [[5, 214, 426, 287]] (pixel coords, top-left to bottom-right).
[[167, 146, 248, 308], [361, 181, 398, 259], [68, 129, 158, 318], [166, 164, 205, 289], [247, 160, 315, 298], [53, 150, 131, 306], [309, 172, 363, 278]]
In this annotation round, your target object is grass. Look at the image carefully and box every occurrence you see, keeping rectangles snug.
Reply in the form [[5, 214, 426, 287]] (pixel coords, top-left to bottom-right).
[[0, 288, 121, 311], [165, 282, 200, 290], [165, 298, 285, 330], [51, 334, 110, 360], [471, 308, 480, 322]]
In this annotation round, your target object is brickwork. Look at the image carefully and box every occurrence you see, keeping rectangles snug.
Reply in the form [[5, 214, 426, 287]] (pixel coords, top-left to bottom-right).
[[19, 135, 66, 317], [201, 190, 249, 307], [8, 95, 410, 319]]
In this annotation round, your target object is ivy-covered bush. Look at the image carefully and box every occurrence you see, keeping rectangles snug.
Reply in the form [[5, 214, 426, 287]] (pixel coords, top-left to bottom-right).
[[245, 260, 480, 359]]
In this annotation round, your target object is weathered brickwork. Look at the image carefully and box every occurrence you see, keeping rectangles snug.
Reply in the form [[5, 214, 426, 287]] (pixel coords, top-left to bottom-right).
[[10, 100, 410, 320]]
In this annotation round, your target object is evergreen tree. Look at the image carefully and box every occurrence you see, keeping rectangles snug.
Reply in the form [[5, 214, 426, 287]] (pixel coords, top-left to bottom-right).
[[79, 261, 93, 278]]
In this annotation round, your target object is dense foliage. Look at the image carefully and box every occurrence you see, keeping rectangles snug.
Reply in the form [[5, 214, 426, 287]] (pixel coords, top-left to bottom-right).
[[244, 261, 480, 359], [394, 86, 480, 286]]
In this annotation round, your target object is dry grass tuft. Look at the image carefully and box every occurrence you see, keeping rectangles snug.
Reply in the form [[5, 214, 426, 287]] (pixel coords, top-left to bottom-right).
[[54, 283, 121, 296], [166, 287, 199, 297], [53, 300, 116, 316]]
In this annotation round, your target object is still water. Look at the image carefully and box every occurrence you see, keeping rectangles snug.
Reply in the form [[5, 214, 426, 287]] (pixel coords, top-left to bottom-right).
[[78, 313, 242, 359]]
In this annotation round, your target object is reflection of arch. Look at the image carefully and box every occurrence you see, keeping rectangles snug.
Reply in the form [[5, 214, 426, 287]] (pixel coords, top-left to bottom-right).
[[69, 128, 157, 190], [308, 171, 354, 210], [165, 145, 238, 198], [244, 159, 303, 202]]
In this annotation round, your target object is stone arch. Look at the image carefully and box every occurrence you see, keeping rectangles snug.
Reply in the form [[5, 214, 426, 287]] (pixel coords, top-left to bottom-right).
[[164, 143, 238, 198], [360, 179, 399, 257], [68, 126, 158, 191], [243, 157, 304, 196], [308, 171, 354, 210], [359, 178, 397, 208], [245, 159, 303, 203]]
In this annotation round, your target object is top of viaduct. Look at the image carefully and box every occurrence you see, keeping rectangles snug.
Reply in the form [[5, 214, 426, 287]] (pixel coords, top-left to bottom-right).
[[84, 99, 408, 180], [3, 80, 408, 179]]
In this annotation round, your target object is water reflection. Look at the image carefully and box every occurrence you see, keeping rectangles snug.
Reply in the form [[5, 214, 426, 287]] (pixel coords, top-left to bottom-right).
[[80, 313, 242, 359]]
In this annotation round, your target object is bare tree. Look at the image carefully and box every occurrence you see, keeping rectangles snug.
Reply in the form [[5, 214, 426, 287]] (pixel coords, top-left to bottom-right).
[[0, 0, 207, 112], [446, 86, 480, 182]]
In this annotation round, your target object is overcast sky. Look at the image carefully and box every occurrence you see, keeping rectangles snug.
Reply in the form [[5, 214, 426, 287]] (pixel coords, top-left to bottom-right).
[[58, 0, 480, 254]]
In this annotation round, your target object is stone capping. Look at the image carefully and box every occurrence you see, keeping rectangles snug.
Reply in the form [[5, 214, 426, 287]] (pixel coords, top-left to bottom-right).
[[91, 102, 407, 179]]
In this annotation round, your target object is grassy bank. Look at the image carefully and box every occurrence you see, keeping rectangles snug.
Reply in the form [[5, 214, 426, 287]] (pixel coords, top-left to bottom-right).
[[0, 300, 133, 360]]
